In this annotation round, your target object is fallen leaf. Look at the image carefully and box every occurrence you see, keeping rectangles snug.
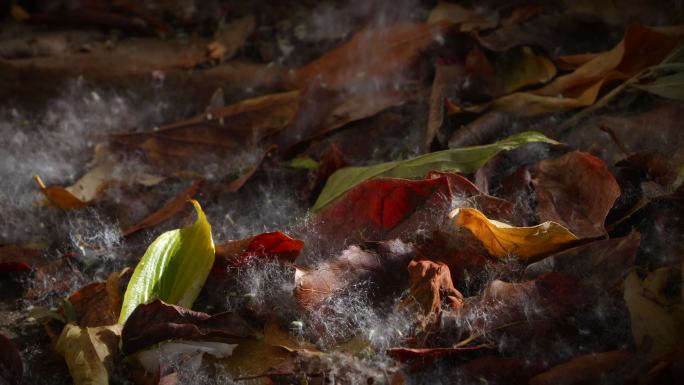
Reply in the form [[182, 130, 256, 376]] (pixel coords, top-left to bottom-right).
[[313, 131, 558, 212], [0, 333, 22, 385], [426, 62, 464, 147], [294, 22, 451, 91], [55, 323, 122, 385], [453, 207, 579, 260], [113, 91, 299, 169], [118, 200, 215, 323], [67, 270, 124, 327], [624, 270, 684, 360], [462, 24, 684, 116], [0, 244, 43, 273], [524, 232, 640, 290], [529, 351, 633, 385], [475, 13, 614, 56], [402, 260, 463, 317], [121, 300, 252, 355], [35, 143, 164, 209], [215, 231, 304, 268], [122, 179, 203, 236], [630, 42, 684, 100], [499, 46, 556, 93], [532, 151, 621, 238]]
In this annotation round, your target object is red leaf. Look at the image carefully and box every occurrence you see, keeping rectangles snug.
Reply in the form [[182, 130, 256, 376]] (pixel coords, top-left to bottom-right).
[[214, 231, 304, 269]]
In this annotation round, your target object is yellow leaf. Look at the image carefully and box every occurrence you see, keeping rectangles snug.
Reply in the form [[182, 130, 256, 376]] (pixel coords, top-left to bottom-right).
[[452, 207, 578, 261]]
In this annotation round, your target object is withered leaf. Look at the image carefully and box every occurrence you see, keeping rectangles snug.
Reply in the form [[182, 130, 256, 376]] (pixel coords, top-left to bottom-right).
[[532, 151, 621, 238], [121, 299, 253, 355], [402, 260, 463, 317], [55, 323, 122, 385], [67, 270, 124, 327]]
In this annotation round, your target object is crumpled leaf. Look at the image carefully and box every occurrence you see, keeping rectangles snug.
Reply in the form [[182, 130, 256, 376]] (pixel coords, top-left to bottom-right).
[[34, 143, 164, 209], [215, 231, 304, 268], [529, 351, 633, 385], [313, 131, 558, 212], [453, 207, 579, 260], [524, 232, 640, 290], [121, 300, 252, 355], [118, 200, 215, 323], [55, 323, 122, 385], [532, 151, 621, 238], [624, 269, 684, 360], [0, 333, 22, 385], [402, 260, 463, 317], [122, 179, 203, 236], [67, 270, 125, 327]]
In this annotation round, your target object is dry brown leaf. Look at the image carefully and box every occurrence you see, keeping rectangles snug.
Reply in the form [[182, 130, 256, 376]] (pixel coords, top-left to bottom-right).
[[67, 270, 124, 327], [402, 260, 463, 317], [294, 22, 451, 91], [114, 91, 299, 168], [532, 151, 620, 238], [122, 179, 203, 236], [452, 207, 579, 260], [34, 143, 164, 209]]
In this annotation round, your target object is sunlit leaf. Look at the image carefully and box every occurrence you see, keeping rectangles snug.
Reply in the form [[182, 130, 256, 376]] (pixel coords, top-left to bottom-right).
[[452, 207, 578, 260], [118, 200, 215, 323], [55, 323, 122, 385], [313, 131, 557, 212]]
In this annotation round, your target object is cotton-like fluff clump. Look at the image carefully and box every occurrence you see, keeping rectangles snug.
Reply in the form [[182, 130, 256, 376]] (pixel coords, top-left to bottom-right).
[[228, 259, 299, 320], [0, 79, 171, 244]]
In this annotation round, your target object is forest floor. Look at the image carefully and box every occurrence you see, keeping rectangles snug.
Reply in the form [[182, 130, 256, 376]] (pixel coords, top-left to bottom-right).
[[1, 1, 684, 385]]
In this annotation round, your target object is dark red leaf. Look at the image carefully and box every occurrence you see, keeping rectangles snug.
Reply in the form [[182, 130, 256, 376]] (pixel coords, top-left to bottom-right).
[[121, 300, 253, 355]]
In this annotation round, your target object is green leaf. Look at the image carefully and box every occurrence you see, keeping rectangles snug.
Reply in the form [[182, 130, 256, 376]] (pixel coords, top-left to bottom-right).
[[118, 200, 215, 323], [312, 131, 558, 212], [284, 156, 320, 170]]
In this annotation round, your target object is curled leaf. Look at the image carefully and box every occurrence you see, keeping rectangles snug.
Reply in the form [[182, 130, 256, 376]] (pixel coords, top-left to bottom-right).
[[403, 260, 463, 317], [452, 207, 578, 260], [118, 200, 215, 323], [313, 131, 558, 211]]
